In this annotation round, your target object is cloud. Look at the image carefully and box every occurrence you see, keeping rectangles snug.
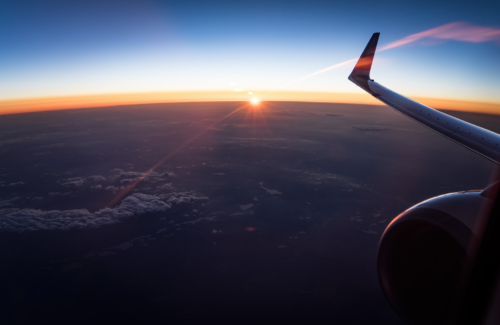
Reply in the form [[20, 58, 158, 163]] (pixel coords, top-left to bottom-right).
[[93, 207, 134, 221], [49, 192, 72, 196], [239, 204, 254, 211], [380, 21, 500, 51], [165, 192, 209, 205], [0, 197, 19, 208], [301, 171, 337, 185], [60, 175, 106, 188], [119, 193, 171, 215], [0, 191, 211, 233], [0, 134, 51, 146], [176, 216, 216, 226], [88, 175, 106, 182], [259, 182, 282, 195], [0, 193, 171, 233], [60, 177, 84, 187], [0, 208, 101, 232], [2, 182, 24, 187], [120, 179, 136, 185], [156, 183, 174, 190], [52, 170, 173, 193], [111, 169, 174, 183]]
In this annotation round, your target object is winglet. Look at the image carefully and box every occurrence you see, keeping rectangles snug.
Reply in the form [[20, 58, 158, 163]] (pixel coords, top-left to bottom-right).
[[348, 33, 380, 94]]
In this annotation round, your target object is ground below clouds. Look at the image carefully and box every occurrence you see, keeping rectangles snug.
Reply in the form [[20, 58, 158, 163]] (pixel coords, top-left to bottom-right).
[[0, 102, 497, 324]]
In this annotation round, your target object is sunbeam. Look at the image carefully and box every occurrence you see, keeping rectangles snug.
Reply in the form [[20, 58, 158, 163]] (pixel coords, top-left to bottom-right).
[[108, 103, 249, 207]]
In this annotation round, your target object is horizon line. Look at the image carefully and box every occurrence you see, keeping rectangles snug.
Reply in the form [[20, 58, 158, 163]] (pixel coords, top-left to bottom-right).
[[1, 91, 499, 116]]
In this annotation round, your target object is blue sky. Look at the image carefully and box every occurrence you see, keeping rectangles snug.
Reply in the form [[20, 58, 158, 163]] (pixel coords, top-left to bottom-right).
[[0, 0, 499, 102]]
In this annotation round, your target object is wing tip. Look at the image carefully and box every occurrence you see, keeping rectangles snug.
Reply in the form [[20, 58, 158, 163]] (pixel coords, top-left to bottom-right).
[[350, 32, 380, 78], [348, 33, 380, 94]]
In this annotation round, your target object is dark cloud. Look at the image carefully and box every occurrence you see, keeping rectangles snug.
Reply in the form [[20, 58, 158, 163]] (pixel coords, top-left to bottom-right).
[[1, 182, 24, 187], [0, 197, 19, 208]]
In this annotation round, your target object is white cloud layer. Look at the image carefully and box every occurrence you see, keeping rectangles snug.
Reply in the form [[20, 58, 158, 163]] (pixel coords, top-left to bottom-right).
[[110, 169, 174, 183], [0, 193, 171, 233], [164, 192, 209, 205], [60, 177, 85, 187]]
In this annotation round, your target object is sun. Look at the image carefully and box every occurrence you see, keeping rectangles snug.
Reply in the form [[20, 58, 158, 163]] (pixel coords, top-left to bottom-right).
[[250, 98, 260, 106]]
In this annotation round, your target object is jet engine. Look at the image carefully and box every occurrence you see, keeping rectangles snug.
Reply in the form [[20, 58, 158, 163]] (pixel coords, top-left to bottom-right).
[[377, 183, 497, 325]]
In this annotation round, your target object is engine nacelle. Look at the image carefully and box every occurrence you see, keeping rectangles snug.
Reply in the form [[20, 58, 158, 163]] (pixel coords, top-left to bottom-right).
[[377, 187, 495, 325]]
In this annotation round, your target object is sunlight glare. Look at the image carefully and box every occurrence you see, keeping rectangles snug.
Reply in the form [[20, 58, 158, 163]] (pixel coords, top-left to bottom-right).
[[250, 98, 260, 106]]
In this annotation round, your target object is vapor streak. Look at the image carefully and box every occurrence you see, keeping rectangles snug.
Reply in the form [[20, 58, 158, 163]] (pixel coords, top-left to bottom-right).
[[284, 59, 357, 87], [380, 21, 500, 51], [286, 21, 500, 86]]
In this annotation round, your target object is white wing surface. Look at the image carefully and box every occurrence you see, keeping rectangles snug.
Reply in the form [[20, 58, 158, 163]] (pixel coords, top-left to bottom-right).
[[349, 33, 500, 165]]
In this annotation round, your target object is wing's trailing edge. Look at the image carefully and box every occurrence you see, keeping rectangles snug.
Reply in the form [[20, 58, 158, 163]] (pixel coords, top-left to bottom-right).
[[349, 33, 500, 165]]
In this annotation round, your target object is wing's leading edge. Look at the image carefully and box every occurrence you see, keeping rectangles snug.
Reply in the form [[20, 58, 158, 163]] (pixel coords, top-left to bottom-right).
[[349, 33, 500, 165]]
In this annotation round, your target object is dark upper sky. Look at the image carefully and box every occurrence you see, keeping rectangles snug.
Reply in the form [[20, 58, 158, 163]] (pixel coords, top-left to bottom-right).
[[1, 0, 499, 102]]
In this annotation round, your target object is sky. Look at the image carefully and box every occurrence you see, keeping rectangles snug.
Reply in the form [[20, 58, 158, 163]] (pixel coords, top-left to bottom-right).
[[0, 0, 499, 113]]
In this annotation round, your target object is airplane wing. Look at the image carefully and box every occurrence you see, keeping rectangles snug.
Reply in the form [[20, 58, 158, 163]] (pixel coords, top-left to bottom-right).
[[349, 33, 500, 165]]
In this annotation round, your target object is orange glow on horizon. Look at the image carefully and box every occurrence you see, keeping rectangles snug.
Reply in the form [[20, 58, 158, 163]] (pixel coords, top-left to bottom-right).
[[0, 91, 382, 115], [0, 91, 499, 116]]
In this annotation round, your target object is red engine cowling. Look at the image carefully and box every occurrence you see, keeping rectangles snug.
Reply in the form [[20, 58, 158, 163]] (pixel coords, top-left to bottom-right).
[[377, 187, 495, 325]]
